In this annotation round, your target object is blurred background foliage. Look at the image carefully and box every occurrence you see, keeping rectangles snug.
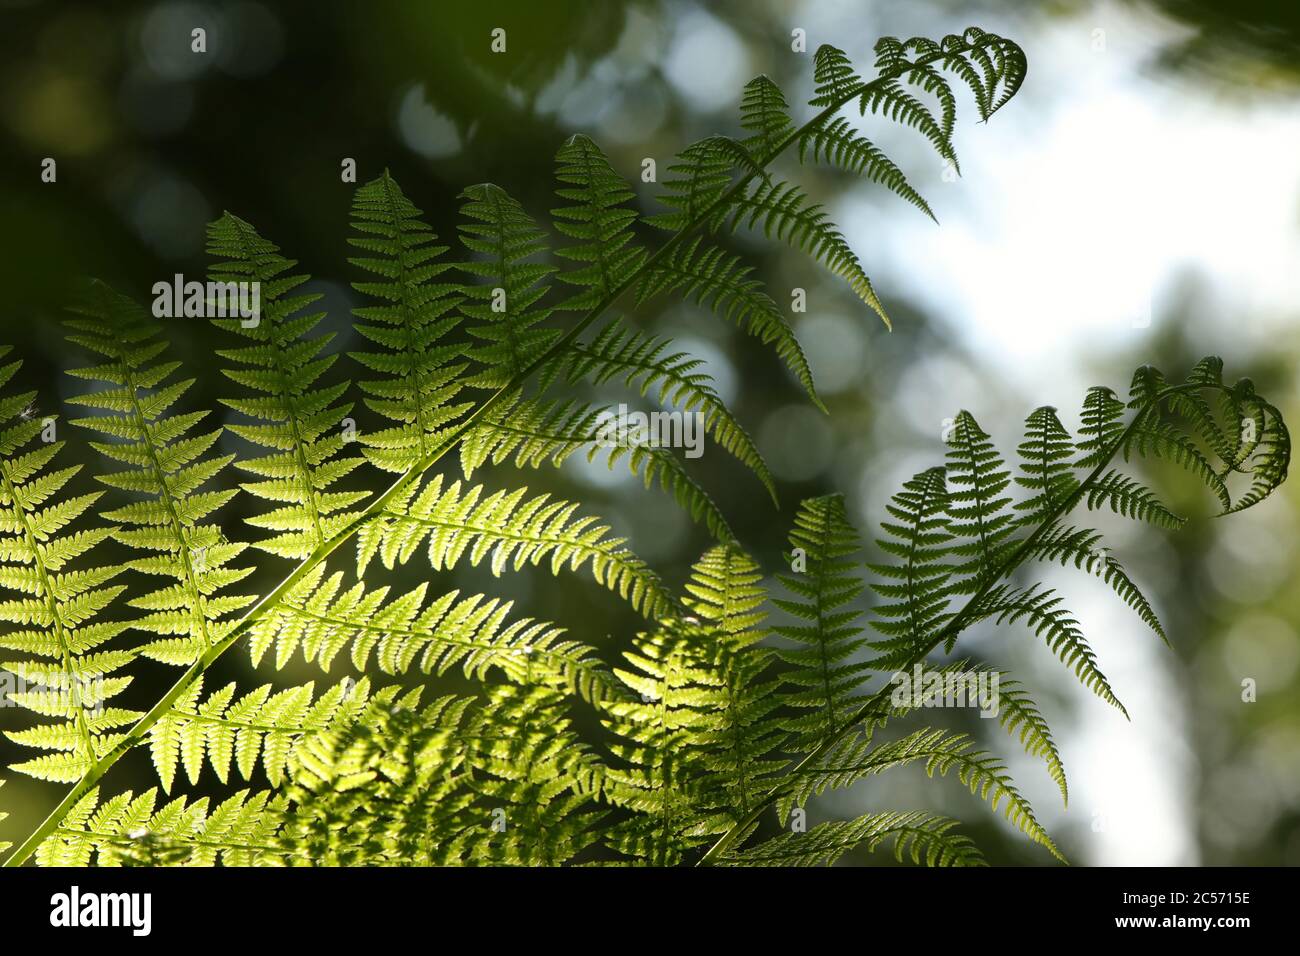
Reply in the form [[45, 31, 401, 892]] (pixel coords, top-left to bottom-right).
[[0, 0, 1297, 865]]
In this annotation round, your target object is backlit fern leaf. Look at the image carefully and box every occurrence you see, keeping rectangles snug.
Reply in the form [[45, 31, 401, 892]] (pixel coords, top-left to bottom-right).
[[467, 681, 607, 865], [552, 134, 647, 311], [458, 184, 561, 388], [356, 473, 673, 618], [972, 583, 1126, 717], [1015, 407, 1080, 526], [725, 177, 890, 328], [460, 392, 731, 539], [787, 726, 1062, 860], [0, 347, 137, 783], [739, 75, 795, 157], [537, 320, 776, 500], [65, 282, 257, 668], [944, 410, 1016, 596], [207, 213, 368, 559], [276, 690, 481, 865], [249, 564, 622, 706], [1022, 523, 1167, 644], [723, 810, 983, 867], [797, 116, 936, 221], [37, 786, 287, 866], [348, 170, 473, 473], [635, 235, 821, 408], [977, 665, 1068, 806], [148, 675, 376, 792]]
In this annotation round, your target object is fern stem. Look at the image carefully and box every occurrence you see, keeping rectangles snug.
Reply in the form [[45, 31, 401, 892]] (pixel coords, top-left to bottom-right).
[[3, 45, 965, 867], [696, 382, 1211, 866]]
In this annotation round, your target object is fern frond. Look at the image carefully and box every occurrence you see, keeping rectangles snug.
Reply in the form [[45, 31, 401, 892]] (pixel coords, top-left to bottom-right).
[[538, 320, 776, 500], [725, 177, 890, 328], [460, 392, 731, 539], [277, 689, 481, 865], [148, 675, 376, 793], [798, 116, 935, 221], [739, 75, 795, 157], [944, 410, 1016, 596], [601, 546, 782, 862], [973, 583, 1126, 717], [357, 473, 673, 618], [1014, 407, 1080, 525], [65, 281, 257, 668], [1022, 523, 1167, 643], [250, 564, 622, 705], [867, 468, 954, 664], [457, 183, 561, 388], [982, 667, 1069, 806], [208, 212, 368, 559], [723, 810, 983, 867], [635, 236, 822, 408], [772, 495, 872, 746], [37, 786, 287, 866], [466, 681, 606, 865], [551, 134, 647, 311], [643, 137, 744, 234], [1077, 386, 1128, 468], [785, 726, 1062, 860], [0, 346, 138, 783], [1083, 468, 1184, 529], [348, 170, 474, 473]]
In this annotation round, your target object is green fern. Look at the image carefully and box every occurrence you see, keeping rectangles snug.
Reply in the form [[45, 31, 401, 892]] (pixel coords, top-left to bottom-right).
[[16, 27, 1289, 872], [208, 213, 368, 559], [347, 171, 473, 473], [65, 282, 257, 668], [0, 343, 138, 783]]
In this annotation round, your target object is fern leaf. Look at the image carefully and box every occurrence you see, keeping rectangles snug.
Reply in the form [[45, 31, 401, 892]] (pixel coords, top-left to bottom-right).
[[348, 170, 474, 473], [785, 726, 1062, 860], [65, 281, 258, 668], [249, 564, 622, 706], [460, 392, 731, 539], [457, 183, 561, 388], [772, 495, 872, 746], [798, 117, 935, 221], [739, 75, 795, 157], [635, 236, 822, 407], [0, 345, 139, 782], [725, 177, 890, 328], [867, 468, 954, 664], [278, 690, 482, 865], [974, 583, 1126, 717], [944, 411, 1016, 594], [356, 473, 673, 618], [207, 212, 368, 558], [466, 681, 607, 865], [551, 134, 647, 311], [539, 320, 777, 500], [1014, 407, 1079, 525], [37, 786, 287, 866], [723, 810, 984, 867], [149, 675, 376, 792]]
